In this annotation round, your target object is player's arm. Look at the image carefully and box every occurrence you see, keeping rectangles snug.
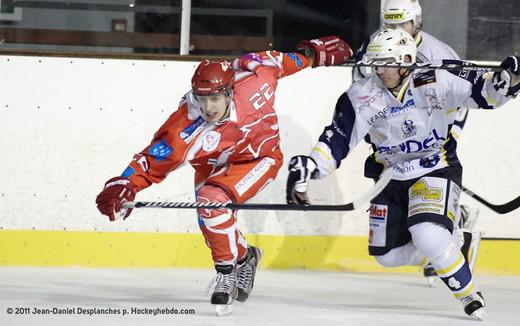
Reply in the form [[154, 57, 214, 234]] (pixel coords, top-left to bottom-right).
[[123, 117, 184, 191], [445, 56, 520, 110], [286, 91, 371, 204], [233, 36, 352, 78], [95, 107, 187, 221], [310, 92, 370, 178]]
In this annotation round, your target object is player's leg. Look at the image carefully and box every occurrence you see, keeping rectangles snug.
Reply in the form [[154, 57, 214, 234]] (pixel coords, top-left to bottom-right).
[[196, 184, 243, 310], [423, 206, 481, 286], [203, 155, 281, 304], [369, 179, 427, 266], [406, 169, 486, 320], [409, 222, 485, 319]]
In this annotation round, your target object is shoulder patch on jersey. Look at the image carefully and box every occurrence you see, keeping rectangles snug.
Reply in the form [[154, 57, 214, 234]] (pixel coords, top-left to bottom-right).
[[149, 140, 173, 161], [413, 70, 436, 87]]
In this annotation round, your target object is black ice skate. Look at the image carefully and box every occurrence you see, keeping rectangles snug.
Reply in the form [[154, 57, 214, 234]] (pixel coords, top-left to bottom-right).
[[422, 262, 439, 287], [208, 264, 238, 316], [236, 246, 263, 302], [462, 291, 486, 320]]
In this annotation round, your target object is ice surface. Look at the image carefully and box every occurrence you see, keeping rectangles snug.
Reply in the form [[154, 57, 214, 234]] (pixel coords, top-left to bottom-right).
[[0, 267, 517, 326]]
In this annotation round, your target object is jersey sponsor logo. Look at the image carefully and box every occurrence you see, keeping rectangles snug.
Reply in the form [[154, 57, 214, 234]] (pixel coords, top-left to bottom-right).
[[413, 69, 437, 87], [369, 204, 388, 220], [369, 203, 388, 247], [378, 128, 446, 155], [287, 52, 303, 67], [148, 140, 173, 161], [355, 90, 383, 113], [202, 130, 221, 152], [393, 162, 415, 174], [366, 108, 388, 126], [410, 180, 443, 201], [408, 178, 448, 217], [401, 119, 417, 137], [384, 12, 405, 21], [180, 116, 207, 143], [447, 182, 461, 223], [234, 157, 274, 196], [389, 98, 416, 117]]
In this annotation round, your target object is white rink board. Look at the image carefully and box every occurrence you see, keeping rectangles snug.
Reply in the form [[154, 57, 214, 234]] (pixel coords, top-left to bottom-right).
[[0, 55, 519, 237]]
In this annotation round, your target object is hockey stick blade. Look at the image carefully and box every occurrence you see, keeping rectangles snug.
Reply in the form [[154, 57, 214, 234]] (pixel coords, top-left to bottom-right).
[[342, 60, 501, 72], [462, 186, 520, 214], [122, 169, 392, 212]]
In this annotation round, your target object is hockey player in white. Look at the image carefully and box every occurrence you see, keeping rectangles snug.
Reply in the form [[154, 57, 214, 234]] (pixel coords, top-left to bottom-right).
[[352, 0, 478, 285], [286, 28, 520, 320]]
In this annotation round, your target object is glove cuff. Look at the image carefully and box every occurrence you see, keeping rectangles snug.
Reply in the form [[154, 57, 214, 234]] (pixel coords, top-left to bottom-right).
[[104, 176, 136, 191]]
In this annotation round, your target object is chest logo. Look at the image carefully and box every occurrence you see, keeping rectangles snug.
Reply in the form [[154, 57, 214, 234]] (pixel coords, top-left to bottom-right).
[[202, 131, 221, 152], [401, 119, 417, 138]]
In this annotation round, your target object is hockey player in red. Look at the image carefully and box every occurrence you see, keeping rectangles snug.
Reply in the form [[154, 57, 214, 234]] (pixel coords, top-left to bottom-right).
[[96, 38, 352, 315]]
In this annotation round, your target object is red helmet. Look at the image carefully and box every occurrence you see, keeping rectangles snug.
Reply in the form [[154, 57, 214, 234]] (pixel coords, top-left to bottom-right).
[[191, 60, 235, 95]]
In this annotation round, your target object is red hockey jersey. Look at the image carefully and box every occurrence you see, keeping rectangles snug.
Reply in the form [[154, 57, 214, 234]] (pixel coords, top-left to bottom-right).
[[122, 51, 311, 193]]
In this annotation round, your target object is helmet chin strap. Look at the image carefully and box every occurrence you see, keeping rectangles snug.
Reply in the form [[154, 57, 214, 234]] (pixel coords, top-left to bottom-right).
[[389, 69, 411, 95], [215, 89, 233, 123]]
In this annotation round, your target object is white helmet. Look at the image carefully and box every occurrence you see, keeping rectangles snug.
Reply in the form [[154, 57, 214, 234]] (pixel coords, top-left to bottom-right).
[[381, 0, 422, 29], [364, 29, 417, 64]]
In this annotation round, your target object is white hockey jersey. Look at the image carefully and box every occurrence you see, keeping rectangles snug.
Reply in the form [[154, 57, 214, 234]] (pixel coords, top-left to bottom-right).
[[354, 31, 469, 138], [311, 64, 512, 181]]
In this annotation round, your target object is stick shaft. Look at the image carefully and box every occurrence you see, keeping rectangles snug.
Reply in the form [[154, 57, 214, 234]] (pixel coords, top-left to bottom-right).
[[126, 201, 353, 211], [343, 60, 501, 72], [122, 169, 393, 212], [462, 186, 520, 214]]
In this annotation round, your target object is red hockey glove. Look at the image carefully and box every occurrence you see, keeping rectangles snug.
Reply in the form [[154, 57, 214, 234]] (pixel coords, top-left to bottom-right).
[[297, 36, 353, 67], [96, 176, 136, 221]]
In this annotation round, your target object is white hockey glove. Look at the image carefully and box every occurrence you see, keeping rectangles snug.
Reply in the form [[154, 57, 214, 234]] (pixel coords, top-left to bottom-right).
[[286, 155, 318, 205], [493, 56, 520, 97]]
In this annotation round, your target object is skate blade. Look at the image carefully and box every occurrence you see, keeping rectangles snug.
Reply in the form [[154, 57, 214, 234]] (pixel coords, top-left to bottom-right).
[[470, 307, 487, 321], [215, 304, 234, 317], [426, 276, 440, 287]]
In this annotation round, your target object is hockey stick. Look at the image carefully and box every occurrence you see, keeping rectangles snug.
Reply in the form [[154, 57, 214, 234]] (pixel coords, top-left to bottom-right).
[[342, 60, 502, 72], [461, 186, 520, 214], [122, 168, 392, 211]]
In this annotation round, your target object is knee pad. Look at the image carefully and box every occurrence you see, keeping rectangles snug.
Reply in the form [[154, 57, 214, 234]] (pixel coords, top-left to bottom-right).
[[410, 222, 458, 262], [197, 185, 234, 228]]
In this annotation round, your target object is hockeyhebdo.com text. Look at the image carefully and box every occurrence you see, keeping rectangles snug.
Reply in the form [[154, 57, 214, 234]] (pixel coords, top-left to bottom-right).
[[6, 306, 196, 316]]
